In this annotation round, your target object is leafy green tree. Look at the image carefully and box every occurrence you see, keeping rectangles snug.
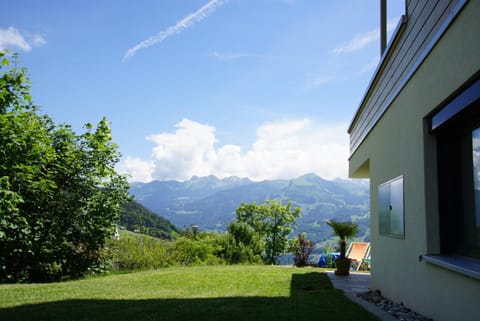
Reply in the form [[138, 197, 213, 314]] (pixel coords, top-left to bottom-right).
[[236, 200, 301, 264], [223, 221, 264, 264], [0, 51, 130, 282]]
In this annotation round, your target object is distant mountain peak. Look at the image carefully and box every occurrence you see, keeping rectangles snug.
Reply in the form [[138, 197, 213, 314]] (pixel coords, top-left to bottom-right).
[[298, 173, 322, 179], [290, 173, 327, 186]]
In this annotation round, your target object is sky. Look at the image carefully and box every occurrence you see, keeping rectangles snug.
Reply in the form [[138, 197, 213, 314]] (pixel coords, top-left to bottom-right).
[[0, 0, 404, 182]]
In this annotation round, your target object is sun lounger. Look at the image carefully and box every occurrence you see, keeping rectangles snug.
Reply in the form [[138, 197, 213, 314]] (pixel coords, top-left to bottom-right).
[[346, 242, 370, 271]]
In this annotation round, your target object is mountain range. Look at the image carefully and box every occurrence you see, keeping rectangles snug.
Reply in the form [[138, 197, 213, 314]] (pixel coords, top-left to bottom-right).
[[129, 173, 371, 245]]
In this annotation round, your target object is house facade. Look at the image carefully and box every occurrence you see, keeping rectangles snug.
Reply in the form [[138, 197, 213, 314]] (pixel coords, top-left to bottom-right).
[[348, 1, 480, 320]]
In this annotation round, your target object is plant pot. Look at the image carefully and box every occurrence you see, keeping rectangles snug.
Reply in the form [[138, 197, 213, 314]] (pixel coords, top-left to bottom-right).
[[334, 258, 351, 275]]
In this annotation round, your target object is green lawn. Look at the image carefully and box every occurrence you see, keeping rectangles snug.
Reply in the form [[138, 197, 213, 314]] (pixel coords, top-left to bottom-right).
[[0, 265, 379, 321]]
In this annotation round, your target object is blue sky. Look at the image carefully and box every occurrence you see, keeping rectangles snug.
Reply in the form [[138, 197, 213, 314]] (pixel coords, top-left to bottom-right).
[[1, 0, 404, 182]]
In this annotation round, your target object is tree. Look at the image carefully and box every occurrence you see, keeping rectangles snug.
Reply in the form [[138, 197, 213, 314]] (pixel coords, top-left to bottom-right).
[[0, 51, 130, 282], [235, 200, 301, 264], [223, 221, 264, 264], [326, 220, 358, 259]]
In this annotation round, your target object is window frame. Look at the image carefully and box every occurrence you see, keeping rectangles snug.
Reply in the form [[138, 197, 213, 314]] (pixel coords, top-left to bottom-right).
[[431, 79, 480, 260], [425, 77, 480, 279]]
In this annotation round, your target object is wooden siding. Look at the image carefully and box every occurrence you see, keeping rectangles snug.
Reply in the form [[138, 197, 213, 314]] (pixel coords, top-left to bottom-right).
[[349, 0, 465, 155]]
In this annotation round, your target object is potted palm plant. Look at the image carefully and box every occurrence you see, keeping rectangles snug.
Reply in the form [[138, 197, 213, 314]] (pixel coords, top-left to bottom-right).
[[326, 220, 358, 275]]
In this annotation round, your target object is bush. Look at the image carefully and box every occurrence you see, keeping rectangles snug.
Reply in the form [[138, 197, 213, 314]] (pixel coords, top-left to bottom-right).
[[106, 230, 228, 271], [170, 229, 227, 266], [104, 225, 268, 272], [105, 232, 174, 271], [290, 233, 315, 267]]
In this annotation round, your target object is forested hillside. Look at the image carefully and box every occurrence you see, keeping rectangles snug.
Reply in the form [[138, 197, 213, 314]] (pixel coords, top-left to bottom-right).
[[120, 201, 180, 239]]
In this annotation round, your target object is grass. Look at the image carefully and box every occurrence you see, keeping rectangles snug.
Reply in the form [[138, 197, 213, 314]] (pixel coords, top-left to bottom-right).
[[0, 265, 379, 321]]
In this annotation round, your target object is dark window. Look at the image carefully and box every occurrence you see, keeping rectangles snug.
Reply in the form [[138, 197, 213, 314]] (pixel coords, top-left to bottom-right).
[[435, 94, 480, 259]]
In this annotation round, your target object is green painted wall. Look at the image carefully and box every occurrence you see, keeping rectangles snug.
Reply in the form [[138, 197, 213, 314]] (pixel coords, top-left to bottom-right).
[[349, 2, 480, 321]]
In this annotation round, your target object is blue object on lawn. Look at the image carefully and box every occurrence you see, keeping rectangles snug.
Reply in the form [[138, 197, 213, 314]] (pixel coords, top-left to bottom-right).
[[318, 252, 340, 267], [318, 254, 327, 267]]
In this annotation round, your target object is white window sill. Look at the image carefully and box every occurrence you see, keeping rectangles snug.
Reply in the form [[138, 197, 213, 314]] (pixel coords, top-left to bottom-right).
[[422, 255, 480, 281]]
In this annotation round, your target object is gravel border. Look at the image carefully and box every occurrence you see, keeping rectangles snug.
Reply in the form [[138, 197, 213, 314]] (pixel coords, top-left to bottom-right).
[[357, 289, 433, 321]]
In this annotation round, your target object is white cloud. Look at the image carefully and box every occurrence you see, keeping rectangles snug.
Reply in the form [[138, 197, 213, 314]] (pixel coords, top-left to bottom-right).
[[357, 57, 379, 75], [331, 29, 378, 54], [123, 0, 228, 61], [146, 119, 218, 181], [331, 18, 399, 54], [0, 27, 46, 52], [308, 75, 334, 88], [30, 34, 47, 47], [307, 58, 379, 88], [119, 118, 349, 182], [117, 156, 154, 183]]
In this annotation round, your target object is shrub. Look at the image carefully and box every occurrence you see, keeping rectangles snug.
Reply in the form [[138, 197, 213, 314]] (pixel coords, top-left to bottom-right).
[[290, 233, 315, 267], [171, 232, 225, 266], [105, 232, 174, 270], [104, 225, 268, 272]]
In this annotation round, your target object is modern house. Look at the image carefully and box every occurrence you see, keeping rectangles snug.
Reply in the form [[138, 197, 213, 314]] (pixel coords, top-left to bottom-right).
[[348, 1, 480, 320]]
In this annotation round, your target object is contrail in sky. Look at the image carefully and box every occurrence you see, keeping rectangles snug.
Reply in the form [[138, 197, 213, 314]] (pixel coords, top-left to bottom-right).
[[123, 0, 228, 61]]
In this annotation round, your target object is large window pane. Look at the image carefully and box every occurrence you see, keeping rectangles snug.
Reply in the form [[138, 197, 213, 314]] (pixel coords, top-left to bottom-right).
[[472, 128, 480, 253]]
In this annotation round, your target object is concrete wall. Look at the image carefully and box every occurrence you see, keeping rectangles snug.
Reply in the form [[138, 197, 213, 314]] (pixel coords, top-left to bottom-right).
[[349, 1, 480, 320]]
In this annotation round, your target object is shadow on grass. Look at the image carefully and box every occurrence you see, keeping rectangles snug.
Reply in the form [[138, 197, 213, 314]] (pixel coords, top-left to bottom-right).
[[0, 273, 379, 321]]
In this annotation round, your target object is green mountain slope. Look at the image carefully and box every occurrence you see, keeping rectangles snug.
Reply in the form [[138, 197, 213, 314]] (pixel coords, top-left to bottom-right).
[[120, 200, 180, 239]]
